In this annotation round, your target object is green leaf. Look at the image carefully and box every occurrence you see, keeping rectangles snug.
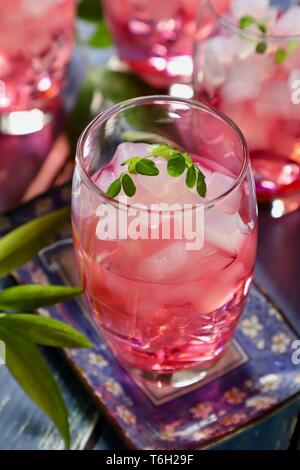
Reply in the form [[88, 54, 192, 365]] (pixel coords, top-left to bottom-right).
[[167, 155, 186, 177], [121, 174, 136, 197], [121, 157, 142, 174], [0, 325, 70, 448], [197, 171, 207, 198], [88, 20, 112, 48], [78, 0, 103, 22], [186, 165, 197, 188], [183, 153, 193, 167], [149, 144, 173, 159], [0, 208, 69, 277], [239, 16, 256, 30], [257, 20, 267, 34], [135, 159, 160, 176], [0, 314, 91, 348], [106, 178, 122, 198], [256, 41, 268, 54], [275, 48, 286, 63], [0, 285, 82, 312]]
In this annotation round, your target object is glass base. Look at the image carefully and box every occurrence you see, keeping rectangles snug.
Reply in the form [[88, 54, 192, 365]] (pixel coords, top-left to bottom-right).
[[259, 191, 300, 217], [131, 367, 208, 389], [0, 109, 52, 136]]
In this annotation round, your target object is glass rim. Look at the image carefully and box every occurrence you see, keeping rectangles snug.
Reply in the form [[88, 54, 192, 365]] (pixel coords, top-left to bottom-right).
[[76, 95, 250, 213], [207, 0, 300, 43]]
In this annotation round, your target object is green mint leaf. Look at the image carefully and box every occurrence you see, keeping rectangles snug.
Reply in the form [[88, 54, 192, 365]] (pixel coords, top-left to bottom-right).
[[257, 20, 267, 34], [186, 165, 197, 188], [0, 285, 82, 312], [275, 48, 287, 63], [87, 20, 112, 48], [121, 174, 136, 197], [256, 41, 268, 54], [183, 153, 193, 167], [106, 177, 122, 198], [239, 16, 256, 30], [196, 171, 207, 198], [135, 159, 160, 176], [0, 207, 69, 278], [77, 0, 103, 22], [121, 157, 142, 174], [167, 155, 186, 177], [149, 144, 173, 159], [0, 313, 91, 348], [0, 325, 70, 448]]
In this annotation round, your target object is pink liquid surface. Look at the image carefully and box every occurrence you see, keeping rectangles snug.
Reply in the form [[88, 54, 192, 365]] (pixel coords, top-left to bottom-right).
[[73, 143, 257, 375], [0, 0, 75, 113], [103, 0, 198, 88]]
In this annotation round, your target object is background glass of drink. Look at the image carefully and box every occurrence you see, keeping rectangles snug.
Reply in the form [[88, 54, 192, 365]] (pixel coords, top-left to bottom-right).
[[0, 0, 76, 134], [102, 0, 198, 88], [194, 0, 300, 214], [72, 96, 257, 387]]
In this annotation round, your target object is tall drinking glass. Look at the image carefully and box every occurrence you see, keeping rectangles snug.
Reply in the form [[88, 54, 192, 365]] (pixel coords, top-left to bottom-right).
[[194, 0, 300, 214], [102, 0, 198, 88], [0, 0, 76, 135], [72, 96, 257, 387]]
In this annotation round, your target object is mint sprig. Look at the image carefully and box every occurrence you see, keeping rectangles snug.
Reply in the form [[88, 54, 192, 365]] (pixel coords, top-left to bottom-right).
[[239, 14, 299, 63], [105, 144, 207, 199], [239, 15, 269, 55]]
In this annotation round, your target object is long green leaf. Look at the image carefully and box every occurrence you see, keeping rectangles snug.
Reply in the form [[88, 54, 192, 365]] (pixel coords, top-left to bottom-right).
[[78, 0, 103, 22], [0, 285, 82, 312], [88, 20, 112, 48], [0, 314, 91, 348], [0, 207, 69, 277], [0, 324, 70, 448]]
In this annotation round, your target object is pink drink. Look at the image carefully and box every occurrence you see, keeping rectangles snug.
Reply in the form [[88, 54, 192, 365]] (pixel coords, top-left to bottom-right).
[[194, 0, 300, 205], [102, 0, 198, 88], [74, 148, 256, 374], [72, 97, 257, 384], [0, 0, 75, 113]]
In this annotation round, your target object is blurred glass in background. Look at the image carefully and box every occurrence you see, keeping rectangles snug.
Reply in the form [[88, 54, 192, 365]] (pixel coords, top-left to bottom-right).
[[102, 0, 198, 88], [193, 0, 300, 215], [0, 0, 76, 133]]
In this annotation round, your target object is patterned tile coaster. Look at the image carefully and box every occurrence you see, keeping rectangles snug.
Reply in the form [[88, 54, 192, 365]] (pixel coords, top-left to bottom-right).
[[132, 341, 248, 406], [16, 238, 300, 450]]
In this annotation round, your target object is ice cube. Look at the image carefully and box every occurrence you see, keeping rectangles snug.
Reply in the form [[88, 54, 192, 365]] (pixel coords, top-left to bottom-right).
[[136, 157, 200, 205], [204, 207, 248, 254], [136, 158, 177, 202], [192, 260, 246, 313], [138, 242, 188, 281], [230, 35, 256, 60], [221, 55, 273, 103], [112, 142, 150, 176], [205, 172, 242, 214], [97, 168, 117, 192], [202, 37, 235, 89], [275, 7, 300, 36]]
